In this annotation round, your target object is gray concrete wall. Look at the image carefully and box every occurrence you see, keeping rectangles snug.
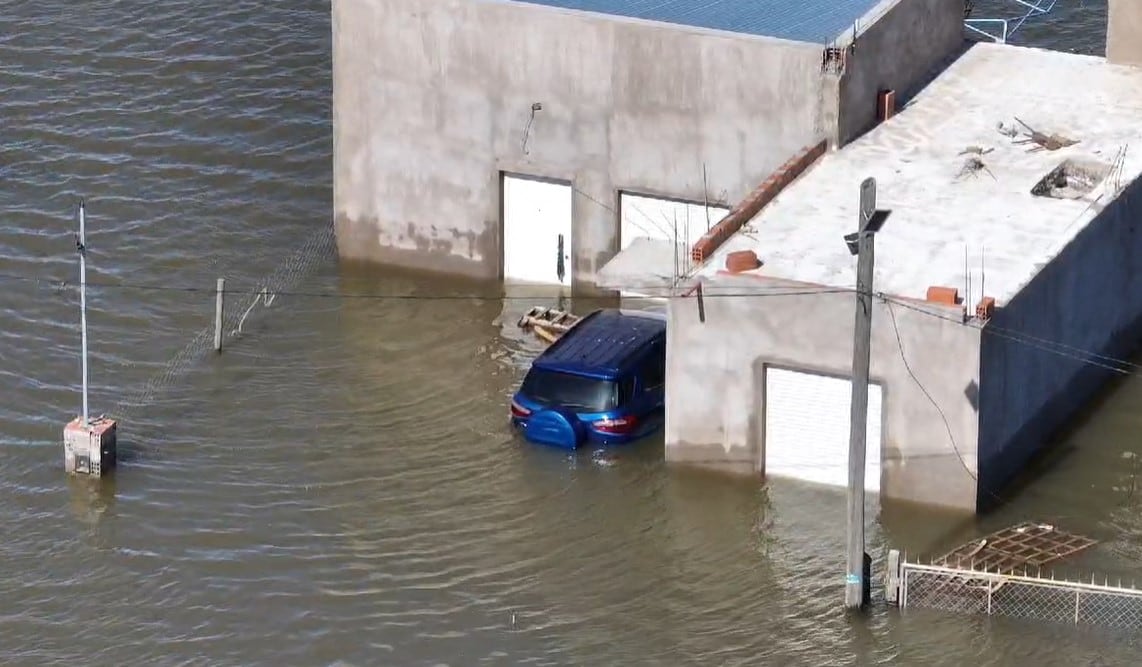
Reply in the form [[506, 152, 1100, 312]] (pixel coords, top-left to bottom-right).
[[978, 177, 1142, 508], [1108, 0, 1142, 68], [666, 275, 982, 511], [332, 0, 827, 285], [835, 0, 965, 145]]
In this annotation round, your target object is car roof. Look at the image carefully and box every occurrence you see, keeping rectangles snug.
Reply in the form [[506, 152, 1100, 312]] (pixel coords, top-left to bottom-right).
[[532, 308, 666, 380]]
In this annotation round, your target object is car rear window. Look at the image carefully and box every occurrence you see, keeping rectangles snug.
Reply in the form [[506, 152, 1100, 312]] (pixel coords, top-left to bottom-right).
[[520, 368, 618, 412]]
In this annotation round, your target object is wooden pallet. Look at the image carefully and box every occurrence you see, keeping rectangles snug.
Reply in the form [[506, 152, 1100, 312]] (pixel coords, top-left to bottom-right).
[[517, 306, 582, 344]]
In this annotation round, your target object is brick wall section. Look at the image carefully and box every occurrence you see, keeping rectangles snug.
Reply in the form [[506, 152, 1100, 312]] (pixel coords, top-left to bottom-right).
[[690, 140, 828, 265]]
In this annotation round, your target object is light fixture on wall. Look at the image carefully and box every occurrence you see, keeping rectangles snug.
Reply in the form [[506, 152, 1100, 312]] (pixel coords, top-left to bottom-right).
[[522, 102, 543, 155]]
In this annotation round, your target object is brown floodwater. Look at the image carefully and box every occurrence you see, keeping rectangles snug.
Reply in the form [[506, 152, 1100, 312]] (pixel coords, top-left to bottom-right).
[[2, 0, 1139, 664]]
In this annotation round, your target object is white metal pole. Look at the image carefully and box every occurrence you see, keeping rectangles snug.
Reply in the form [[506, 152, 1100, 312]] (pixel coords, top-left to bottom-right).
[[214, 278, 225, 352], [78, 199, 90, 427]]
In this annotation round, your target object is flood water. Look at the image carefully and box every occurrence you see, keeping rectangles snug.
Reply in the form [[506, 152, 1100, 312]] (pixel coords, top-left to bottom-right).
[[2, 1, 1140, 665]]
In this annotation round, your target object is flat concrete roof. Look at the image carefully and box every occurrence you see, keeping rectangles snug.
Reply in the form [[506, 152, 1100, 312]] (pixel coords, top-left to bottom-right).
[[510, 0, 883, 44], [700, 43, 1142, 304]]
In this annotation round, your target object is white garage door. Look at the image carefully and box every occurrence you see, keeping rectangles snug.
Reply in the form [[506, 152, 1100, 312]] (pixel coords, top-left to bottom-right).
[[619, 193, 728, 292], [764, 367, 883, 493], [503, 174, 572, 287]]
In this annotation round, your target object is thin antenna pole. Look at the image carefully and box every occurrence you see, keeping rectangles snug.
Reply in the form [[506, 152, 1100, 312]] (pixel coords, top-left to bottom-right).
[[672, 211, 679, 288], [78, 199, 90, 427], [703, 164, 711, 233], [981, 246, 986, 301], [683, 210, 690, 275], [964, 245, 970, 313]]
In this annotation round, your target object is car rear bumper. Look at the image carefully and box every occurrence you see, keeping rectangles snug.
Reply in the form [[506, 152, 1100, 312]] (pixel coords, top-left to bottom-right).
[[511, 418, 641, 449]]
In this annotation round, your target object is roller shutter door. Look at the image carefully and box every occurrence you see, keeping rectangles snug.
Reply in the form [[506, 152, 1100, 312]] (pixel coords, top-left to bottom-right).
[[764, 367, 882, 493]]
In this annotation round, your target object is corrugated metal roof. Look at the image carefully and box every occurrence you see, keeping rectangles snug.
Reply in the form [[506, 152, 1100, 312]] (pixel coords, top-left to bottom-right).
[[510, 0, 882, 44]]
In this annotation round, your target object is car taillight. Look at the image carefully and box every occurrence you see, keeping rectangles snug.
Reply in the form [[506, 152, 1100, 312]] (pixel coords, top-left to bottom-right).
[[592, 415, 638, 434], [510, 401, 531, 418]]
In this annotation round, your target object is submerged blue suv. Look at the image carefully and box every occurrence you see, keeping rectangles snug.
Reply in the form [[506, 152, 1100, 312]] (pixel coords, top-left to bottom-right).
[[510, 308, 666, 449]]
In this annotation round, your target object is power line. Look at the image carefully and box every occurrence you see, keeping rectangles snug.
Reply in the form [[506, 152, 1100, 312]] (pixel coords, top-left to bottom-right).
[[570, 178, 723, 245], [0, 270, 850, 301], [884, 298, 1006, 505], [4, 266, 1142, 376], [881, 295, 1142, 376], [880, 295, 1142, 507]]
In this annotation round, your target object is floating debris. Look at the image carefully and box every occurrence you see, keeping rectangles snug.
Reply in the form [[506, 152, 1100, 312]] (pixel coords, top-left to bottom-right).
[[517, 306, 581, 345]]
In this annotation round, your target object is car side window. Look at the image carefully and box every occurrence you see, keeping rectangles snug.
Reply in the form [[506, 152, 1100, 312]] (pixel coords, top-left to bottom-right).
[[641, 340, 666, 390]]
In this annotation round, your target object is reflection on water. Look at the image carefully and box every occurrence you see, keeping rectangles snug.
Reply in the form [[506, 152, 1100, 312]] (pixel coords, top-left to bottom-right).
[[67, 475, 117, 527]]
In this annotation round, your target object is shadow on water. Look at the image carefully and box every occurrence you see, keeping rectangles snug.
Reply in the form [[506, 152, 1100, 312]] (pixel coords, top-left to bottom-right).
[[976, 360, 1137, 512]]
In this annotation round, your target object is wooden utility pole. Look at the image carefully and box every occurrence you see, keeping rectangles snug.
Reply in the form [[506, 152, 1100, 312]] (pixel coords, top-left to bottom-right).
[[843, 178, 888, 610]]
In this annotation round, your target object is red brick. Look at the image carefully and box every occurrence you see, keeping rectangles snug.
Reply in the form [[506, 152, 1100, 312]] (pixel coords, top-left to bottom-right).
[[877, 89, 896, 122], [926, 286, 960, 305], [687, 140, 827, 267], [725, 250, 763, 273], [975, 296, 996, 320]]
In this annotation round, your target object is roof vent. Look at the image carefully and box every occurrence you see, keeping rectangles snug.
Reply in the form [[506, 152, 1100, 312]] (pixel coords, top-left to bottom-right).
[[1031, 158, 1110, 200]]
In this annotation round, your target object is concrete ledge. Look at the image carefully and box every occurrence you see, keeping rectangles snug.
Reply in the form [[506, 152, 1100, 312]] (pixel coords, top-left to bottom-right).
[[690, 140, 827, 264]]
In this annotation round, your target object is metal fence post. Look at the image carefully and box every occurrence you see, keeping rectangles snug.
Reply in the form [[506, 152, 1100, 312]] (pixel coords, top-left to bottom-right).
[[214, 278, 225, 352], [886, 549, 901, 605], [900, 565, 908, 609]]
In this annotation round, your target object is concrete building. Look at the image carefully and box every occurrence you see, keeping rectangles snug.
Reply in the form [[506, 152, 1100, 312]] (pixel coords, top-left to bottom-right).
[[1108, 0, 1142, 67], [332, 0, 965, 290], [651, 39, 1142, 513]]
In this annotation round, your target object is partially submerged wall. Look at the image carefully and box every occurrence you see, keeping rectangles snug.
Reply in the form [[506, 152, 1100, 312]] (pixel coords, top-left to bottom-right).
[[1108, 0, 1142, 68], [333, 0, 826, 284], [666, 275, 982, 511], [978, 177, 1142, 507]]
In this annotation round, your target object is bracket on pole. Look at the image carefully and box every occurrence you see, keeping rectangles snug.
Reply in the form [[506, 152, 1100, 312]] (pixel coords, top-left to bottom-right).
[[845, 178, 892, 255]]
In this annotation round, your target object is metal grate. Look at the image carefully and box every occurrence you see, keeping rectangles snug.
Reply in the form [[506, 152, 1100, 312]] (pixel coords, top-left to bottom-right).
[[936, 521, 1097, 572]]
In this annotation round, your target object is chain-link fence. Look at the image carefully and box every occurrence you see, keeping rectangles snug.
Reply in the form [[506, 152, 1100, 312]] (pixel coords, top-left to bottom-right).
[[898, 561, 1142, 630], [110, 222, 335, 420]]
